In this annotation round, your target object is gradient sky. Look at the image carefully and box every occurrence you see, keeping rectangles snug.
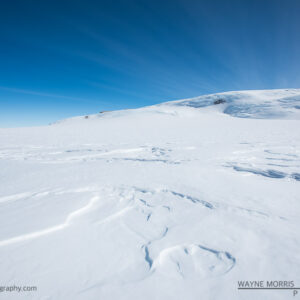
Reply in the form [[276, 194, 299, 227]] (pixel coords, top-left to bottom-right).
[[1, 0, 300, 127]]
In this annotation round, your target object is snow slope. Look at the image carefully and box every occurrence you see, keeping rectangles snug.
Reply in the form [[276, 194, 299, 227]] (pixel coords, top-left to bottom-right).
[[0, 89, 300, 300]]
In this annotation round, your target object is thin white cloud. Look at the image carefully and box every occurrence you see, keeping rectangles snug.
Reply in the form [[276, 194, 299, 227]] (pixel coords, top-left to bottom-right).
[[0, 86, 109, 105]]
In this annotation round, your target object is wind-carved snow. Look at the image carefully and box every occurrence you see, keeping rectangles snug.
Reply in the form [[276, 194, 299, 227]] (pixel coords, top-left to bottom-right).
[[0, 89, 300, 300], [0, 195, 99, 247], [153, 244, 235, 279], [225, 144, 300, 181]]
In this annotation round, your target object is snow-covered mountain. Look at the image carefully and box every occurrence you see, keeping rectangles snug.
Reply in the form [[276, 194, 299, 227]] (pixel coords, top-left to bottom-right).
[[0, 89, 300, 300]]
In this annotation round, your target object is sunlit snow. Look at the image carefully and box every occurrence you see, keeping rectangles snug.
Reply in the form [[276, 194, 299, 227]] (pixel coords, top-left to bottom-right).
[[0, 89, 299, 299]]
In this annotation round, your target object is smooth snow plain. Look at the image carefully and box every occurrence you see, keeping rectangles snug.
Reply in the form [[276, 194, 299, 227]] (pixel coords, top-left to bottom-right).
[[0, 89, 300, 300]]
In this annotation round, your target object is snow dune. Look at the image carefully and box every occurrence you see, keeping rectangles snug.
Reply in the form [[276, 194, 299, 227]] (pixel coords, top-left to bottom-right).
[[0, 89, 299, 300]]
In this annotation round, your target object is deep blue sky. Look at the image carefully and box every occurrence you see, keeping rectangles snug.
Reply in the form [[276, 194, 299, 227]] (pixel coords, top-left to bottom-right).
[[1, 0, 300, 127]]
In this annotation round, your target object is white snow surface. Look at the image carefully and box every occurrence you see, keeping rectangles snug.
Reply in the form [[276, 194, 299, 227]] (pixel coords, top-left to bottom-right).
[[0, 89, 300, 299]]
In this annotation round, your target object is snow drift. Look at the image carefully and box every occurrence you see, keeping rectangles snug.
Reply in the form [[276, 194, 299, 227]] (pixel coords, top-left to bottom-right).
[[0, 89, 299, 300]]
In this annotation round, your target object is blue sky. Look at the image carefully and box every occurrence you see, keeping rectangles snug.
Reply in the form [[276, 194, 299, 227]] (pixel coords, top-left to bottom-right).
[[0, 0, 300, 127]]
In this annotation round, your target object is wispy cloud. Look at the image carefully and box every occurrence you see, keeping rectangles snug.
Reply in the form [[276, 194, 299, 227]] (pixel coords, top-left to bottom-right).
[[0, 86, 109, 105]]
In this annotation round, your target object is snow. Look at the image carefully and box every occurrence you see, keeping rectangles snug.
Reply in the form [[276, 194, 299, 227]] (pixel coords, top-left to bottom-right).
[[0, 89, 300, 299]]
